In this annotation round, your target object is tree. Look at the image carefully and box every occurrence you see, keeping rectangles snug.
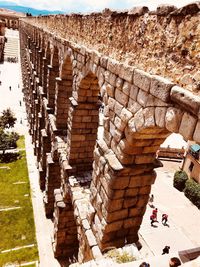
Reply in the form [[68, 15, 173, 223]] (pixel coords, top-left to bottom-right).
[[0, 108, 17, 128], [0, 109, 19, 155]]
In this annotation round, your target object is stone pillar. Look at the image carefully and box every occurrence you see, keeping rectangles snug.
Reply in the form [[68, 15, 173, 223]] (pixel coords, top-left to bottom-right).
[[27, 36, 31, 49], [31, 41, 36, 66], [47, 65, 57, 110], [90, 139, 160, 251], [42, 57, 48, 95], [36, 111, 45, 163], [39, 129, 51, 190], [35, 46, 40, 76], [55, 77, 71, 130], [29, 81, 35, 137], [44, 153, 61, 218], [33, 99, 40, 155], [53, 189, 79, 259], [36, 87, 46, 163], [38, 49, 44, 84]]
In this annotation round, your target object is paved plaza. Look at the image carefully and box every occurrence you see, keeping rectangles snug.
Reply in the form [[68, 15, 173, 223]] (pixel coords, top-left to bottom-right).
[[137, 161, 200, 266], [0, 29, 200, 267]]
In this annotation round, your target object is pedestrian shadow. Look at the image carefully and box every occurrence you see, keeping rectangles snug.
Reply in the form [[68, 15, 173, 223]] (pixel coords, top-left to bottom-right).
[[151, 224, 158, 228], [149, 204, 155, 208], [163, 223, 170, 228]]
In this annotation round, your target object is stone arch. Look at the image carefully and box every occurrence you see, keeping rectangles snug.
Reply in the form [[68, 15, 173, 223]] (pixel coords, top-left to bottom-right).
[[115, 107, 170, 165], [91, 96, 198, 251], [55, 55, 73, 130], [66, 71, 100, 172], [47, 45, 60, 110]]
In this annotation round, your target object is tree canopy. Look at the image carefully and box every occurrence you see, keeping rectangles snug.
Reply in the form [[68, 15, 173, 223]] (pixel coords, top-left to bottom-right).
[[0, 108, 17, 129], [0, 109, 19, 155]]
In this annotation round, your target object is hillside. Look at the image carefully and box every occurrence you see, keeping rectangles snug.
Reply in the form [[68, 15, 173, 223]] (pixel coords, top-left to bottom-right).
[[0, 1, 64, 15]]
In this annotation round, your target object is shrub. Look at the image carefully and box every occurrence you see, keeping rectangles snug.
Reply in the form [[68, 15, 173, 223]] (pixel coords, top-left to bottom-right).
[[0, 130, 19, 155], [107, 249, 136, 263], [184, 179, 200, 209], [173, 170, 188, 191]]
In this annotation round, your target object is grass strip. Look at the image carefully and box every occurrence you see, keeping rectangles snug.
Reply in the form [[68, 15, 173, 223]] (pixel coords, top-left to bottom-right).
[[0, 136, 38, 265]]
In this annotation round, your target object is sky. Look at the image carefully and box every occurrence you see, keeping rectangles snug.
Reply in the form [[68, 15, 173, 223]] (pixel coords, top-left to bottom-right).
[[3, 0, 195, 12]]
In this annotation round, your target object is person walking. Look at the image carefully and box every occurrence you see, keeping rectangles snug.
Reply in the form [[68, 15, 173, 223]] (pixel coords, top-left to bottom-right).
[[162, 245, 170, 254], [162, 214, 168, 225], [149, 194, 154, 208], [150, 213, 156, 226], [152, 208, 158, 221]]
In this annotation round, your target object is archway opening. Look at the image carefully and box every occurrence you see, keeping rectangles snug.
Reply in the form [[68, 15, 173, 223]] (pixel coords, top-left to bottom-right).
[[55, 56, 73, 130], [66, 71, 101, 175]]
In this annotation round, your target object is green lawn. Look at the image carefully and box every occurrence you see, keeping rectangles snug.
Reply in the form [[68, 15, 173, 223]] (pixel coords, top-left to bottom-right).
[[0, 136, 39, 266], [16, 135, 25, 149]]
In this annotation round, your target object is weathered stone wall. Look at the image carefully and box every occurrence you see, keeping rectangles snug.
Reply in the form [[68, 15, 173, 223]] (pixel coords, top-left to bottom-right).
[[21, 2, 200, 92], [19, 2, 200, 264]]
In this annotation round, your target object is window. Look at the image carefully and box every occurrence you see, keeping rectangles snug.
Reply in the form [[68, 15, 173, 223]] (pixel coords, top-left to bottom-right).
[[189, 162, 194, 172]]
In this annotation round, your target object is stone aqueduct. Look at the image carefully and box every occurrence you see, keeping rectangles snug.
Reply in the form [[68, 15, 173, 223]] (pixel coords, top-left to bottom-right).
[[19, 4, 200, 263]]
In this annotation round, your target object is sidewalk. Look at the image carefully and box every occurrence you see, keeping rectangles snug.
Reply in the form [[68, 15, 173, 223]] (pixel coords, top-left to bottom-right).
[[138, 160, 200, 264], [25, 133, 61, 267]]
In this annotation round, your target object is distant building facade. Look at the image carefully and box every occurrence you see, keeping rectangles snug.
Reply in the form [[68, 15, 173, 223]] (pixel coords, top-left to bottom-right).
[[157, 133, 187, 160], [0, 9, 26, 30], [0, 19, 5, 62], [182, 144, 200, 184]]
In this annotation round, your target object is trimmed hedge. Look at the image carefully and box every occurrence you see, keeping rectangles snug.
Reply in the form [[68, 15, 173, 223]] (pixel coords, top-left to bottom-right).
[[173, 171, 188, 191], [184, 179, 200, 209]]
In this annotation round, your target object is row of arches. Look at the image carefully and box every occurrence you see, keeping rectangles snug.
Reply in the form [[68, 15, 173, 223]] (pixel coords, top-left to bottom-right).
[[19, 21, 200, 263]]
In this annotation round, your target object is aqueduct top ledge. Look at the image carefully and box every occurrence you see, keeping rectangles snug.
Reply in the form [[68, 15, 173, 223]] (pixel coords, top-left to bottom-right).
[[20, 2, 200, 93]]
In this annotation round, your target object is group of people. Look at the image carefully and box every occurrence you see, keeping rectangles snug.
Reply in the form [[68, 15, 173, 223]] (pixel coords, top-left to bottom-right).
[[6, 57, 18, 63], [150, 207, 168, 227], [148, 194, 173, 258], [137, 194, 182, 266], [139, 257, 181, 267], [149, 195, 169, 227]]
